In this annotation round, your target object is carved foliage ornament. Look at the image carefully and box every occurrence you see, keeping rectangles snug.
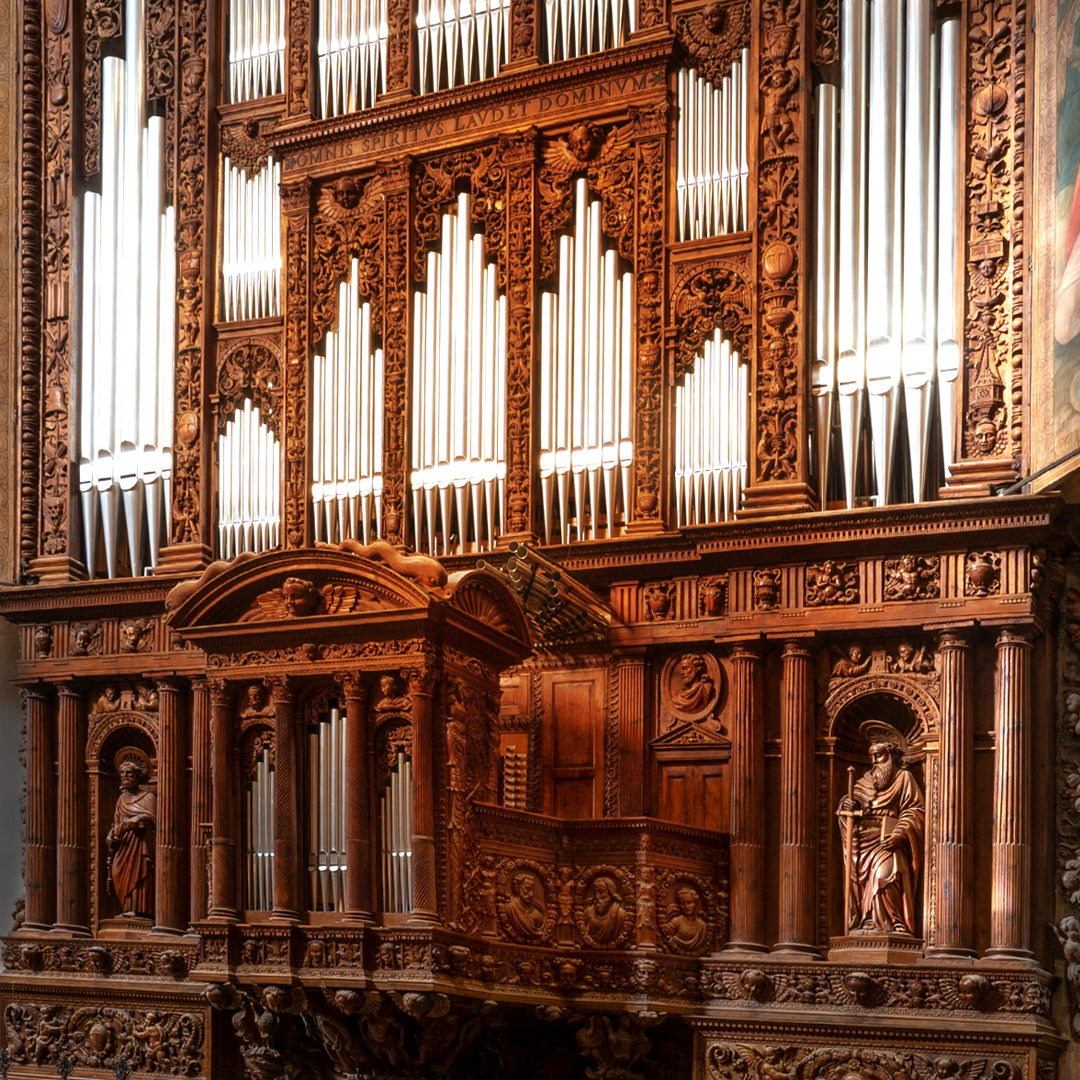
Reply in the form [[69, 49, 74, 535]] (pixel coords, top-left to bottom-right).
[[221, 119, 274, 175], [215, 340, 283, 437], [670, 262, 752, 381], [83, 0, 123, 175], [675, 0, 750, 85]]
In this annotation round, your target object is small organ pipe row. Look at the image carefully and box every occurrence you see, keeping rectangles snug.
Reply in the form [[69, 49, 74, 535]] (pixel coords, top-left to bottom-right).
[[541, 0, 633, 62], [308, 705, 347, 912], [312, 258, 385, 545], [379, 750, 414, 914], [319, 0, 388, 116], [227, 0, 285, 102], [674, 328, 748, 526], [245, 746, 275, 911], [538, 178, 633, 544], [411, 193, 506, 555], [79, 0, 175, 579], [676, 55, 749, 242], [218, 400, 282, 558], [814, 2, 960, 507], [221, 156, 282, 323], [417, 0, 510, 95]]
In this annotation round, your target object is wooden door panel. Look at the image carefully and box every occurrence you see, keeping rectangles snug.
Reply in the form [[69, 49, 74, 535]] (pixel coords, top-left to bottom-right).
[[542, 670, 605, 818]]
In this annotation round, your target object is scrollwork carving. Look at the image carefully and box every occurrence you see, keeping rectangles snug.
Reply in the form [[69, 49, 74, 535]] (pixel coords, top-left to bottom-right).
[[215, 340, 283, 438], [675, 1, 750, 85], [669, 263, 752, 382]]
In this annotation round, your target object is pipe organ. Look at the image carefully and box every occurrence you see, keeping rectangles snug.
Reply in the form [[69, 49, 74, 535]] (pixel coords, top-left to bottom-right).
[[312, 259, 385, 545], [221, 156, 282, 322], [411, 193, 506, 555], [78, 0, 175, 579], [416, 0, 510, 95], [244, 743, 276, 911], [539, 179, 633, 544], [541, 0, 632, 62], [308, 703, 347, 911], [674, 328, 747, 526], [676, 55, 749, 242], [318, 0, 389, 115], [379, 748, 414, 914], [227, 0, 286, 102], [814, 2, 961, 507], [217, 399, 282, 558]]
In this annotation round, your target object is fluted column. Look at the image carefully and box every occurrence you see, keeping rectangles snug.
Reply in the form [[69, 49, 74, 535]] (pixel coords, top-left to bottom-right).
[[926, 630, 976, 958], [155, 678, 188, 933], [55, 684, 88, 934], [985, 626, 1034, 961], [208, 679, 239, 920], [406, 668, 438, 924], [269, 676, 301, 921], [341, 674, 373, 922], [616, 654, 647, 816], [22, 686, 55, 930], [774, 641, 820, 956], [190, 678, 211, 923], [725, 642, 767, 952]]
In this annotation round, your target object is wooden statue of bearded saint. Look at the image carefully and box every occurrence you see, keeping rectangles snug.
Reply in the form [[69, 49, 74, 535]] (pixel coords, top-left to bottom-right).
[[836, 724, 925, 935], [107, 757, 157, 917]]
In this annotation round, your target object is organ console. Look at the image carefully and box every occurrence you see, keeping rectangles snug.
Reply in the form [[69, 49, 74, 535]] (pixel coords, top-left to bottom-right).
[[3, 0, 1076, 1075]]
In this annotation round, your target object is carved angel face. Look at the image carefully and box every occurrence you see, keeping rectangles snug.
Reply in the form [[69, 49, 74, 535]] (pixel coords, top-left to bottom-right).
[[701, 2, 725, 33], [332, 176, 361, 210], [281, 578, 321, 616], [567, 122, 602, 162]]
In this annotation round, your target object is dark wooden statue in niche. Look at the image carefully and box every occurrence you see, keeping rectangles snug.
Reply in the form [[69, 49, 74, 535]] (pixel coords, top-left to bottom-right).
[[837, 723, 925, 936], [106, 752, 158, 918]]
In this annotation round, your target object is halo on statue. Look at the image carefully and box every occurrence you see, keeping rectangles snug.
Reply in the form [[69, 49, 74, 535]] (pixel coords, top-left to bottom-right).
[[114, 746, 153, 781], [858, 719, 907, 754]]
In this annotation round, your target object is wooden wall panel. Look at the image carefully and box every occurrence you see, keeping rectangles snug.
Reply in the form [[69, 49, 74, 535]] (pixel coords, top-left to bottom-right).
[[541, 669, 606, 818]]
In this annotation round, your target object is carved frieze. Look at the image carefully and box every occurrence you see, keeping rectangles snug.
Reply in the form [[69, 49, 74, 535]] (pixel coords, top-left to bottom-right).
[[675, 0, 750, 85], [805, 560, 858, 606], [884, 555, 941, 601]]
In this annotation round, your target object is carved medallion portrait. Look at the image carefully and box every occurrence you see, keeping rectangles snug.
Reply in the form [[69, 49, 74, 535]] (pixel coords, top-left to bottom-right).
[[496, 862, 552, 944], [661, 651, 724, 726]]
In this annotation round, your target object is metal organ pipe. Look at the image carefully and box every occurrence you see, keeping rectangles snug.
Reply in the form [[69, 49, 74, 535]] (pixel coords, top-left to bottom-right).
[[378, 749, 414, 913], [222, 156, 282, 322], [79, 0, 175, 579], [308, 706, 347, 911], [817, 2, 960, 507], [541, 0, 632, 62], [411, 193, 506, 555], [312, 258, 385, 545], [676, 53, 748, 242], [539, 178, 633, 544], [217, 399, 281, 558], [246, 746, 274, 911], [674, 329, 748, 525], [228, 0, 285, 102], [319, 0, 388, 116], [417, 0, 510, 94]]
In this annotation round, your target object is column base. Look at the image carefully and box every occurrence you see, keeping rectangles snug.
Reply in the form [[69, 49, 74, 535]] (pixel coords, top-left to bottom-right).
[[27, 555, 87, 584], [18, 922, 54, 933], [920, 946, 977, 965], [271, 910, 301, 923], [977, 947, 1038, 968], [721, 940, 771, 958], [770, 942, 824, 961], [207, 909, 240, 922], [406, 912, 439, 927], [151, 542, 214, 576], [343, 912, 375, 925], [150, 924, 188, 936], [50, 923, 91, 937]]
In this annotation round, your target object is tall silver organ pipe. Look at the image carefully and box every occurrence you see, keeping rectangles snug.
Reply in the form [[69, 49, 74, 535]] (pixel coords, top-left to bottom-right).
[[227, 0, 285, 102], [676, 54, 749, 242], [222, 156, 282, 322], [319, 0, 388, 116], [538, 178, 633, 544], [379, 749, 414, 914], [245, 744, 275, 911], [674, 329, 748, 526], [308, 704, 347, 912], [816, 1, 960, 506], [79, 0, 176, 579], [417, 0, 510, 95], [312, 258, 385, 545], [541, 0, 633, 62], [411, 193, 506, 555], [218, 399, 282, 558]]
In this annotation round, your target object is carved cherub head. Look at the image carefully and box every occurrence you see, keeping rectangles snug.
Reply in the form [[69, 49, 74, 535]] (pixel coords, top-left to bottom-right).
[[281, 578, 322, 617], [332, 176, 362, 210], [701, 1, 725, 33], [567, 122, 603, 163]]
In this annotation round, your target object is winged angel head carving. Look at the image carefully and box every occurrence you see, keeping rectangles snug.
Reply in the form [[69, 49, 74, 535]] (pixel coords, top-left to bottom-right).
[[240, 577, 392, 622]]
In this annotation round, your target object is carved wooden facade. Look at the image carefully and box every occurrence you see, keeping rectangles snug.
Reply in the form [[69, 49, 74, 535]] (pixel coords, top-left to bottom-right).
[[3, 0, 1079, 1076]]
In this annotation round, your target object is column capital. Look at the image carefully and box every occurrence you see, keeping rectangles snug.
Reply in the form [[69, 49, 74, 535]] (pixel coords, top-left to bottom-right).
[[996, 624, 1034, 649], [155, 676, 188, 695], [208, 677, 234, 708], [729, 641, 766, 662], [265, 674, 295, 705], [55, 682, 83, 701], [780, 639, 816, 660], [402, 667, 437, 696], [335, 672, 366, 700], [937, 628, 976, 650], [18, 683, 51, 704]]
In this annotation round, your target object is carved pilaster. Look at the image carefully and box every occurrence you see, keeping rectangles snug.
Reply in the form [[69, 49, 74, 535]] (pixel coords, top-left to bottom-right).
[[741, 0, 815, 517], [22, 686, 55, 929], [379, 160, 413, 546], [774, 641, 819, 957], [984, 626, 1034, 961], [339, 673, 373, 922], [405, 667, 438, 923], [615, 654, 646, 816], [155, 678, 188, 933], [627, 104, 668, 532], [189, 677, 211, 923], [55, 684, 87, 934], [925, 630, 975, 958], [285, 0, 313, 120], [725, 642, 767, 952], [281, 178, 313, 549], [382, 0, 412, 99], [505, 0, 538, 68], [208, 679, 238, 920], [159, 0, 216, 572], [944, 0, 1026, 495], [268, 676, 300, 921]]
